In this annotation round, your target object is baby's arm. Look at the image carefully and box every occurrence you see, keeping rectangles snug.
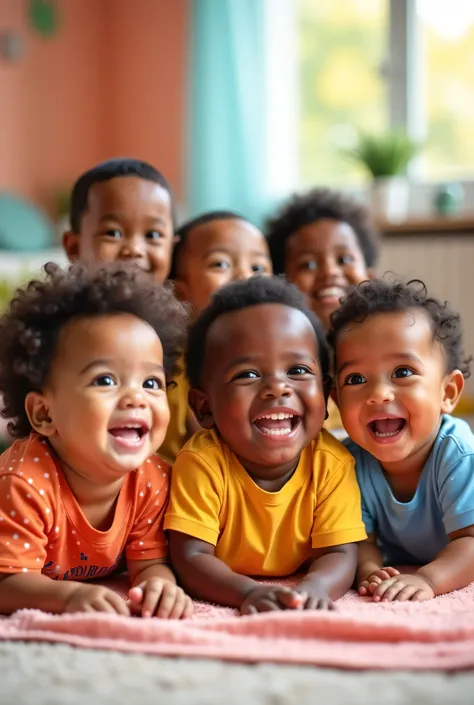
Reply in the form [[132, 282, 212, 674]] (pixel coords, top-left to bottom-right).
[[169, 531, 302, 614], [127, 557, 192, 619], [295, 543, 358, 609], [372, 526, 474, 602], [0, 572, 129, 615]]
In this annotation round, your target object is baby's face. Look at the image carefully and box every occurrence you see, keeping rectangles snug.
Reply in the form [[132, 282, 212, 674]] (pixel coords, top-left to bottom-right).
[[193, 303, 326, 489], [284, 219, 370, 330], [334, 309, 461, 474], [174, 219, 272, 314], [37, 313, 170, 479], [63, 176, 174, 284]]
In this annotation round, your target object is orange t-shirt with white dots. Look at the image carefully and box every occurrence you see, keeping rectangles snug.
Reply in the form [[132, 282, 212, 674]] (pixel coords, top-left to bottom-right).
[[0, 434, 169, 581]]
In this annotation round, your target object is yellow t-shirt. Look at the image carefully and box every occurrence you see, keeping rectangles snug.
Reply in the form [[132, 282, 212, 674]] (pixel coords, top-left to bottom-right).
[[159, 365, 190, 465], [165, 428, 366, 577]]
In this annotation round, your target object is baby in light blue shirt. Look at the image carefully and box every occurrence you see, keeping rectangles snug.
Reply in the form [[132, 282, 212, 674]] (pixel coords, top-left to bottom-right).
[[328, 278, 474, 603]]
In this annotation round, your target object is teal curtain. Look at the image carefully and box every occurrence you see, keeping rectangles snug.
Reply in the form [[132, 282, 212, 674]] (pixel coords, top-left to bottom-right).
[[187, 0, 266, 225]]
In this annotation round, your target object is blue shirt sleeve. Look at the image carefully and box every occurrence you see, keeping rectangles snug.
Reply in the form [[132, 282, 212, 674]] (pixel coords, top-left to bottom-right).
[[438, 454, 474, 534]]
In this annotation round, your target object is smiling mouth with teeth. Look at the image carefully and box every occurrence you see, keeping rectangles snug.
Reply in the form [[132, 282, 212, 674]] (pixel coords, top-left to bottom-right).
[[253, 412, 301, 437], [108, 424, 148, 443], [368, 418, 406, 439]]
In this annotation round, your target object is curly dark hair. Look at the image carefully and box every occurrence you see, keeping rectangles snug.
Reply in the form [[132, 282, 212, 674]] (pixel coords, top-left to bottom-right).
[[327, 277, 471, 378], [170, 210, 257, 279], [265, 188, 378, 274], [186, 275, 330, 389], [0, 261, 189, 438], [69, 157, 174, 233]]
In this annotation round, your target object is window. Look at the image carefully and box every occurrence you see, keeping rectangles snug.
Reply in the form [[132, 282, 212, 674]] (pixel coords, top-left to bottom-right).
[[417, 0, 474, 180], [297, 0, 388, 186], [297, 0, 474, 186]]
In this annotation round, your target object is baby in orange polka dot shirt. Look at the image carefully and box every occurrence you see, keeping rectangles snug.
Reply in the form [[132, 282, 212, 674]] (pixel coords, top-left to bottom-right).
[[0, 261, 193, 618]]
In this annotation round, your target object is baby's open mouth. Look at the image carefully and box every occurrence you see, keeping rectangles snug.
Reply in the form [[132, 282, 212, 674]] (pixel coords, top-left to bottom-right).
[[368, 418, 406, 439], [108, 423, 149, 444], [253, 412, 301, 437]]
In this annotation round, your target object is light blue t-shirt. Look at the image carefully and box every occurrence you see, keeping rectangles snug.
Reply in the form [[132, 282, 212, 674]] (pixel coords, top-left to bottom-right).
[[344, 415, 474, 565]]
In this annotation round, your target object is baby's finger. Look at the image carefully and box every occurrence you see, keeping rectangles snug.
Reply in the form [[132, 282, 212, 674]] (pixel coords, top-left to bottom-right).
[[379, 581, 406, 603], [128, 586, 144, 605], [278, 590, 306, 609], [412, 589, 431, 602], [92, 596, 120, 614], [383, 566, 400, 577], [255, 598, 282, 612], [358, 581, 370, 596], [393, 585, 417, 602], [156, 584, 180, 619], [105, 591, 130, 616], [141, 581, 165, 618], [182, 596, 194, 618], [168, 589, 187, 620], [372, 577, 397, 602]]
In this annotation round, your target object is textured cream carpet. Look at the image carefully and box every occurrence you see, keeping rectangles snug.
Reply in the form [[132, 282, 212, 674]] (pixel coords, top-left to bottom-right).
[[0, 642, 473, 705]]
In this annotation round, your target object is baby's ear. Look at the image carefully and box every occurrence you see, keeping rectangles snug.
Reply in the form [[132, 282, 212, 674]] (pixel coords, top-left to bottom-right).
[[62, 231, 81, 262], [25, 392, 56, 436], [441, 369, 464, 414], [188, 388, 214, 430]]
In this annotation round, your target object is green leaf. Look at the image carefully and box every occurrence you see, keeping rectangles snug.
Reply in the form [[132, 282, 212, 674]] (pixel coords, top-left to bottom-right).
[[341, 130, 420, 178]]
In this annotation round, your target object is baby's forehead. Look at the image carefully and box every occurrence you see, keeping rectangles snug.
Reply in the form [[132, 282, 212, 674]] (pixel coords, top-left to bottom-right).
[[205, 303, 318, 359], [335, 309, 436, 357]]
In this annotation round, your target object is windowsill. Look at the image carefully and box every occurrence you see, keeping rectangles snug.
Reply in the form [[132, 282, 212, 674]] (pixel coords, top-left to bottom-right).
[[377, 215, 474, 237]]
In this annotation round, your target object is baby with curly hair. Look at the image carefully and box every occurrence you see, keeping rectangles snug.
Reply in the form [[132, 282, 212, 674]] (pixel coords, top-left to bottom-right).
[[329, 278, 474, 602], [0, 261, 192, 618]]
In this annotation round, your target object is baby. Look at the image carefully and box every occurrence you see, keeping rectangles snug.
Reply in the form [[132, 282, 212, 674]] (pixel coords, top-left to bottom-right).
[[0, 262, 192, 617], [165, 276, 367, 613], [63, 157, 175, 284], [329, 278, 474, 601]]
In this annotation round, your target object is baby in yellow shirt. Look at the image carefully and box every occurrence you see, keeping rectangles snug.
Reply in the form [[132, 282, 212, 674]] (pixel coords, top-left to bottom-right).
[[165, 276, 367, 613]]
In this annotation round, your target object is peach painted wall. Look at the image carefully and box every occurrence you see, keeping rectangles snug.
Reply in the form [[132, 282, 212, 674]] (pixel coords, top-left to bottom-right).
[[0, 0, 189, 214]]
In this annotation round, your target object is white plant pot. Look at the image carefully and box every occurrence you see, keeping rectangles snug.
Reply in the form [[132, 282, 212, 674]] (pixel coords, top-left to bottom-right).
[[370, 177, 409, 223]]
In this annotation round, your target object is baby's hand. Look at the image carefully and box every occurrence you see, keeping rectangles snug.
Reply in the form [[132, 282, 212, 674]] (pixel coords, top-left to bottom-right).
[[358, 566, 400, 596], [291, 582, 335, 611], [241, 585, 305, 615], [128, 578, 193, 619], [371, 574, 434, 603], [64, 584, 130, 616]]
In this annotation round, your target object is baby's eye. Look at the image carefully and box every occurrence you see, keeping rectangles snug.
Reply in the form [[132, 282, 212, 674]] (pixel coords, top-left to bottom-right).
[[209, 260, 231, 270], [251, 263, 268, 274], [393, 367, 414, 379], [145, 230, 163, 242], [298, 260, 317, 271], [344, 373, 366, 386], [104, 229, 121, 239], [338, 254, 355, 265], [143, 377, 164, 390], [93, 374, 116, 387], [232, 370, 259, 381], [288, 365, 312, 376]]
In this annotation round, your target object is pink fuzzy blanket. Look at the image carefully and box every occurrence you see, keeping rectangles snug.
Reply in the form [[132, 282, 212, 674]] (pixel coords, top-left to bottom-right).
[[1, 578, 474, 670]]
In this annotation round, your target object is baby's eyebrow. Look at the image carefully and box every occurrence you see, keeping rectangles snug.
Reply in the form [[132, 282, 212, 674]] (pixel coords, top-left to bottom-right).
[[337, 352, 423, 375]]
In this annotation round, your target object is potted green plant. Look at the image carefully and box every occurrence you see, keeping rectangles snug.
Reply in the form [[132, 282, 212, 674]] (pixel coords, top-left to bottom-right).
[[343, 130, 419, 222]]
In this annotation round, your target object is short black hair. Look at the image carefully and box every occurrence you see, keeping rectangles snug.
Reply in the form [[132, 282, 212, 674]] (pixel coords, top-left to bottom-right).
[[0, 261, 188, 438], [170, 210, 257, 279], [266, 188, 378, 274], [327, 277, 471, 378], [69, 157, 174, 233], [186, 275, 330, 389]]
